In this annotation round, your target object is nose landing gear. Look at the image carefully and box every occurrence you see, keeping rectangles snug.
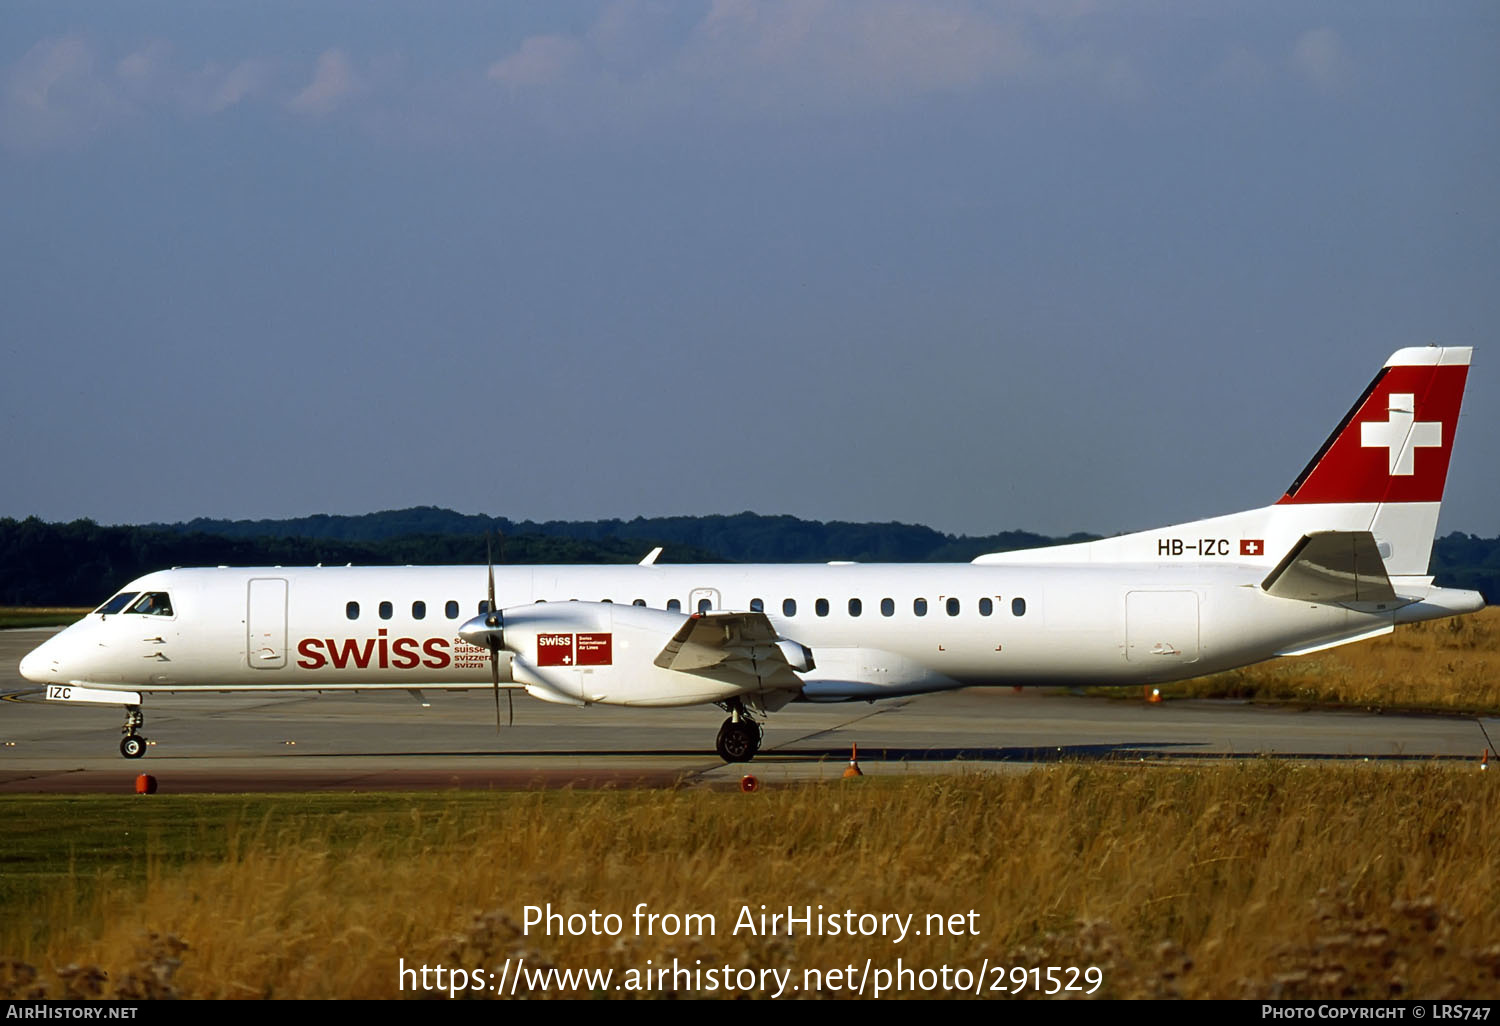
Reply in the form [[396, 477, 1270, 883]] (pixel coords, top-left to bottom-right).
[[120, 706, 146, 759]]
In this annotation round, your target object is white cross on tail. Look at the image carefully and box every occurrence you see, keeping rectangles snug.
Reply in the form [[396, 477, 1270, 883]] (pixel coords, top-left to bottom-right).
[[1360, 392, 1441, 476]]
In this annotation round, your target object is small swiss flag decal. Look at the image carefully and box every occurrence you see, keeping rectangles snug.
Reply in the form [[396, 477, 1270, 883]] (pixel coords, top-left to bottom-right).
[[1240, 539, 1264, 557]]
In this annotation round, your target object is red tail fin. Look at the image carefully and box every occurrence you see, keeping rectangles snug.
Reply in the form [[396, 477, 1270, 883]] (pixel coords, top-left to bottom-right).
[[1278, 347, 1470, 506]]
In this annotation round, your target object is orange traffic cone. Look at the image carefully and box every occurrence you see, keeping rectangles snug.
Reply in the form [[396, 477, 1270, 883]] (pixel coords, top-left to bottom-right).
[[1147, 687, 1162, 704], [843, 743, 863, 778], [1482, 748, 1489, 771]]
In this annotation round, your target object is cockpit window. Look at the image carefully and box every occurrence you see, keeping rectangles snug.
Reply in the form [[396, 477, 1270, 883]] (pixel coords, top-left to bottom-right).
[[128, 592, 173, 616], [96, 592, 139, 615]]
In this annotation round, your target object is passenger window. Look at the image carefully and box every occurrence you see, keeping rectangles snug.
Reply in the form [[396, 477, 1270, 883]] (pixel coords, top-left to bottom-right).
[[667, 599, 682, 612], [979, 597, 993, 616], [783, 598, 797, 617], [346, 601, 360, 620], [914, 598, 928, 617], [128, 592, 173, 617], [97, 592, 139, 615], [946, 597, 960, 616], [848, 598, 862, 617], [816, 598, 829, 617], [445, 600, 459, 619], [1012, 597, 1027, 617], [697, 598, 712, 614], [750, 598, 764, 613], [479, 600, 491, 614], [601, 598, 614, 604], [412, 601, 426, 620], [379, 601, 393, 620], [880, 598, 894, 617], [632, 599, 646, 607]]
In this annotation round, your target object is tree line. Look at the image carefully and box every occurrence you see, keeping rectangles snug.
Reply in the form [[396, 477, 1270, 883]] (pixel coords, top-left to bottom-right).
[[3, 509, 1496, 606]]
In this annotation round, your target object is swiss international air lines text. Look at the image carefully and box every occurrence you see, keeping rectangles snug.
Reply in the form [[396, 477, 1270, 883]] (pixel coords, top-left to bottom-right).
[[537, 632, 612, 667], [396, 903, 1103, 998]]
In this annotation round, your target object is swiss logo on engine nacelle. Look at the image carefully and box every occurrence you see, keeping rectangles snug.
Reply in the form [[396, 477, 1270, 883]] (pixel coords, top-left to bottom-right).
[[536, 632, 612, 667]]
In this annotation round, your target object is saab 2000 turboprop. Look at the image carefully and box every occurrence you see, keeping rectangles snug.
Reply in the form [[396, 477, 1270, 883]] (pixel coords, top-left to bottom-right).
[[19, 347, 1483, 763]]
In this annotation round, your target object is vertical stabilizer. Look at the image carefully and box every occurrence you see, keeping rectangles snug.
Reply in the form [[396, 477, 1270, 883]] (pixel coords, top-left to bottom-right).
[[1277, 346, 1471, 575]]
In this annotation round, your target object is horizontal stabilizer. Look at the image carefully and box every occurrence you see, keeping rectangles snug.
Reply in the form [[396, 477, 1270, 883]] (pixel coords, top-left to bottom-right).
[[1261, 531, 1396, 604]]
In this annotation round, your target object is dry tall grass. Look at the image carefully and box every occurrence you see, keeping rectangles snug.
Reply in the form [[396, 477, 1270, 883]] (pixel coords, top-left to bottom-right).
[[3, 765, 1497, 999], [1160, 608, 1500, 714]]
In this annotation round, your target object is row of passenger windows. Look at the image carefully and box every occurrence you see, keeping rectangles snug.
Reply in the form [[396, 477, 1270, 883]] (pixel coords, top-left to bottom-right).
[[754, 596, 1025, 618], [762, 594, 1020, 618], [346, 599, 468, 621], [343, 596, 1026, 620]]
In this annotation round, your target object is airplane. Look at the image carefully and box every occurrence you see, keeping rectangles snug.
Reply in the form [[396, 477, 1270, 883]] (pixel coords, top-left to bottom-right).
[[18, 346, 1484, 763]]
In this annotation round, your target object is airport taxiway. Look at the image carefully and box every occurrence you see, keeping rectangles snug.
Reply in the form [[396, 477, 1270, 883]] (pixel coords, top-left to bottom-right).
[[2, 628, 1494, 792]]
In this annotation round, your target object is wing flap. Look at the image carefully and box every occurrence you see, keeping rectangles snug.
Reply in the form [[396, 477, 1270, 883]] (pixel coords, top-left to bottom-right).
[[653, 612, 805, 689]]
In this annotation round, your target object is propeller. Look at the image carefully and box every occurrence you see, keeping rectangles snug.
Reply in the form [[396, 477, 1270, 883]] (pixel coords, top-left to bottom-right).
[[485, 533, 512, 731]]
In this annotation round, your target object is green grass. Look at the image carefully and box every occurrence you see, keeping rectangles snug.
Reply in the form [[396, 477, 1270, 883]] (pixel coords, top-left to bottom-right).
[[0, 793, 504, 916], [0, 608, 87, 629]]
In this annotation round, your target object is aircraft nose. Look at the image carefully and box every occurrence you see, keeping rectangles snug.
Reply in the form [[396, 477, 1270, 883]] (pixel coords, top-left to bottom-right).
[[18, 640, 55, 683]]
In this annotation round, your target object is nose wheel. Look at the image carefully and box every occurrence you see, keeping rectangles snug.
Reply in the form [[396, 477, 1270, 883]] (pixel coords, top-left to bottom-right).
[[120, 706, 147, 759]]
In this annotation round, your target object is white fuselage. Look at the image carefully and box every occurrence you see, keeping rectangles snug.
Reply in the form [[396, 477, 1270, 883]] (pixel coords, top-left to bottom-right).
[[20, 560, 1399, 706]]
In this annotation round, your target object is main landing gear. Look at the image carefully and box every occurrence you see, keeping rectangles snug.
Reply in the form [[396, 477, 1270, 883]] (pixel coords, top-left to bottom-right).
[[120, 705, 147, 759], [715, 700, 763, 763]]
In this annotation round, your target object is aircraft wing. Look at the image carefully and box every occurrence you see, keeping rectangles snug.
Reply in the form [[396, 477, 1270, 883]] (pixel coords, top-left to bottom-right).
[[653, 612, 807, 690]]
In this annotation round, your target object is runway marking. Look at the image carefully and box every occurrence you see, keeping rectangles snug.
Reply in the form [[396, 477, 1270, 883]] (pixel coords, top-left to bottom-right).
[[763, 698, 915, 754]]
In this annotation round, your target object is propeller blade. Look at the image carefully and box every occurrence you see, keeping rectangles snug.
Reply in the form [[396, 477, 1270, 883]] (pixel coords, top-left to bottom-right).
[[491, 646, 502, 734], [487, 534, 497, 618], [487, 532, 501, 733], [507, 687, 514, 728]]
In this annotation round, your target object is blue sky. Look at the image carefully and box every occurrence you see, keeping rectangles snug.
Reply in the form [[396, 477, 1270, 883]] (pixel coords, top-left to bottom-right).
[[2, 1, 1496, 538]]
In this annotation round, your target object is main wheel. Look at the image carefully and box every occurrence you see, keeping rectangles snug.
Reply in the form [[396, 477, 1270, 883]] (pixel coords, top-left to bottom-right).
[[715, 721, 759, 763], [120, 735, 146, 759]]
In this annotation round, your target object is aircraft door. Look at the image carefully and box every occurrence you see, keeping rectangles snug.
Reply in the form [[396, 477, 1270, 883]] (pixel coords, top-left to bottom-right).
[[247, 578, 288, 669], [1125, 591, 1200, 664]]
